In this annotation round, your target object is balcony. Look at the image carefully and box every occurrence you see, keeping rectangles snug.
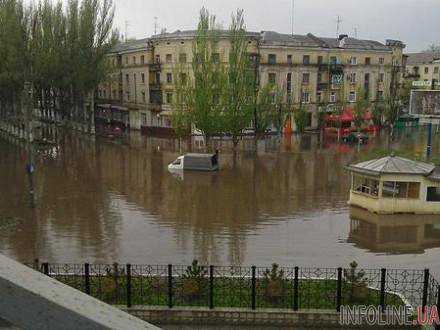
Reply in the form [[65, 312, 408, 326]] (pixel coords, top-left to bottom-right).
[[317, 83, 329, 91], [149, 103, 162, 113], [149, 62, 161, 71], [330, 63, 344, 74], [318, 64, 329, 71]]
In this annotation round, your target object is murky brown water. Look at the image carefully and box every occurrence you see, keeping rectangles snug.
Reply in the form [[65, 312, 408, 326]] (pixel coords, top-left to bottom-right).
[[1, 126, 440, 276]]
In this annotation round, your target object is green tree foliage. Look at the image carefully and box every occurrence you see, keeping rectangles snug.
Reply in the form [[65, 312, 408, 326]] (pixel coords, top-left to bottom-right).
[[222, 9, 255, 147], [293, 102, 309, 133], [0, 0, 115, 129], [353, 88, 369, 131], [174, 7, 225, 146]]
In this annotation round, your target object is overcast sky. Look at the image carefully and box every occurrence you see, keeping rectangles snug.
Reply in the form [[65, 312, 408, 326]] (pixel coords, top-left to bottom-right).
[[107, 0, 438, 52]]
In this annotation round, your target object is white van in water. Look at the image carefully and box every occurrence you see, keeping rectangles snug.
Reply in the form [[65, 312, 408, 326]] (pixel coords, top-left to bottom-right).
[[168, 153, 219, 172]]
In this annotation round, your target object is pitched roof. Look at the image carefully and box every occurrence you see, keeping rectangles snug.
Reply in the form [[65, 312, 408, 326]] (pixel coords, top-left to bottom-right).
[[109, 38, 150, 54], [260, 31, 391, 51], [406, 52, 440, 65], [347, 155, 435, 176], [151, 29, 260, 40], [428, 166, 440, 181]]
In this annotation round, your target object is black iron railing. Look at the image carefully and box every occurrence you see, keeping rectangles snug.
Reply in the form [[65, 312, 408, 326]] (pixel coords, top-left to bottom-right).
[[28, 260, 440, 312]]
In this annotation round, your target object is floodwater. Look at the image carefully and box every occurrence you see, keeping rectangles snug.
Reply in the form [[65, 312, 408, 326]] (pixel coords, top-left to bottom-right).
[[0, 126, 440, 277]]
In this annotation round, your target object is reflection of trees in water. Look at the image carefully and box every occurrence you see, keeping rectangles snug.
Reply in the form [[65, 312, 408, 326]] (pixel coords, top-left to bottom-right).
[[0, 134, 124, 263]]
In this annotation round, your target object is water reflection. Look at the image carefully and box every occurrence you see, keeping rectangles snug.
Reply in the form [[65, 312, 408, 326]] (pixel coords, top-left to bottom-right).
[[0, 126, 439, 272], [349, 206, 440, 254]]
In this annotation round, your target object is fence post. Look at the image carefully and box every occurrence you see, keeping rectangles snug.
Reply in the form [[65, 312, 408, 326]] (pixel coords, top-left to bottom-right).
[[209, 265, 214, 309], [42, 262, 49, 277], [168, 264, 173, 309], [293, 266, 299, 311], [251, 266, 256, 310], [336, 267, 342, 312], [84, 263, 91, 295], [422, 269, 430, 311], [126, 264, 132, 308], [380, 268, 386, 310]]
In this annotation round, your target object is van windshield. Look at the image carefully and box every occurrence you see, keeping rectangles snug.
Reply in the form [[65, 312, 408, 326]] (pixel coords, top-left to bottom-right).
[[173, 159, 181, 165]]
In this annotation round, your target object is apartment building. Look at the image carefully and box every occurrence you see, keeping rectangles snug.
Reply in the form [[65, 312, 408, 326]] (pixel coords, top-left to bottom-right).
[[97, 30, 405, 133], [405, 52, 440, 88]]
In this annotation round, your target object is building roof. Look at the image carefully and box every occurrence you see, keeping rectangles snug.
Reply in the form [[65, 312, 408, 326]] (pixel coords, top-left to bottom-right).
[[109, 30, 400, 54], [347, 155, 436, 176], [260, 31, 392, 51], [151, 29, 260, 41], [109, 38, 150, 54], [428, 166, 440, 181], [406, 52, 440, 65]]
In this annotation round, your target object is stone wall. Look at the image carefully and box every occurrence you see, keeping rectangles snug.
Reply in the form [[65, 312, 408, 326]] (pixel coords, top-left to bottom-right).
[[122, 306, 418, 329]]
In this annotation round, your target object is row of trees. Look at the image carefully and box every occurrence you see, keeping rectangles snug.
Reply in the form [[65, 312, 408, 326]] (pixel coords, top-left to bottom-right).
[[172, 8, 291, 148], [172, 8, 408, 148], [0, 0, 116, 132]]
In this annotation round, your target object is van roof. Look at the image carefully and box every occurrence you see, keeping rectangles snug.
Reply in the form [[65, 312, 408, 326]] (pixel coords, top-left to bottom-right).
[[185, 153, 216, 158]]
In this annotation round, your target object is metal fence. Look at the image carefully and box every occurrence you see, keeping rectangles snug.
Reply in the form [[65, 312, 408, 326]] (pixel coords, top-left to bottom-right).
[[28, 261, 440, 312]]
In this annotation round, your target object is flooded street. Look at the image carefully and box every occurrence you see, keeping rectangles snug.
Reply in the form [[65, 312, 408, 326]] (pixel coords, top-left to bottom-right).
[[1, 127, 440, 276]]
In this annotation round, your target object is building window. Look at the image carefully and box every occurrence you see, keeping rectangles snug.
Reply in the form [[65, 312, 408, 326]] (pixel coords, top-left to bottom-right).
[[287, 55, 293, 65], [141, 73, 145, 83], [125, 57, 128, 65], [166, 54, 172, 63], [316, 92, 322, 103], [350, 72, 356, 83], [166, 73, 172, 84], [268, 73, 276, 85], [142, 91, 146, 103], [352, 175, 379, 197], [301, 91, 310, 103], [126, 91, 130, 101], [317, 56, 323, 65], [287, 73, 292, 93], [303, 55, 310, 65], [141, 113, 147, 126], [317, 72, 322, 83], [435, 67, 439, 74], [379, 57, 384, 65], [365, 73, 370, 83], [155, 54, 160, 63], [425, 67, 429, 74], [180, 73, 187, 85], [302, 73, 310, 84], [350, 57, 357, 65], [179, 53, 187, 63], [166, 92, 173, 104], [330, 56, 338, 64], [330, 92, 336, 103], [365, 57, 371, 65], [377, 90, 384, 100], [427, 187, 440, 202], [141, 55, 145, 64], [212, 53, 220, 63], [155, 72, 161, 84], [268, 54, 277, 65], [378, 73, 385, 83], [349, 91, 356, 103], [133, 56, 136, 65], [126, 74, 129, 83], [383, 182, 421, 199]]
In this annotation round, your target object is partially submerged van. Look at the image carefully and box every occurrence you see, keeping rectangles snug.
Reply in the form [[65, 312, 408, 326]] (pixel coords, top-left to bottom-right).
[[168, 153, 219, 172]]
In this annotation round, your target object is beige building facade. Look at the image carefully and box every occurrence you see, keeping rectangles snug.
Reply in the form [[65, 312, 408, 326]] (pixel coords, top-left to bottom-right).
[[98, 30, 405, 133]]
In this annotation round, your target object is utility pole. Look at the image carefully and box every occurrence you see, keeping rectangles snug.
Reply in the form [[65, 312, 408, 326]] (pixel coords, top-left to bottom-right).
[[353, 27, 358, 38], [23, 82, 36, 208], [154, 17, 158, 35]]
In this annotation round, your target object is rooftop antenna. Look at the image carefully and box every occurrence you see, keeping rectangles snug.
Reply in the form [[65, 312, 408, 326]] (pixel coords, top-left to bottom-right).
[[124, 20, 130, 41], [290, 0, 295, 35], [154, 16, 158, 35], [336, 15, 342, 38]]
